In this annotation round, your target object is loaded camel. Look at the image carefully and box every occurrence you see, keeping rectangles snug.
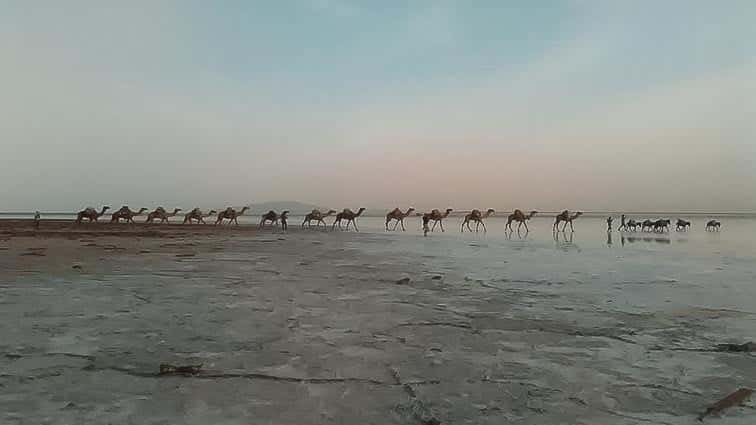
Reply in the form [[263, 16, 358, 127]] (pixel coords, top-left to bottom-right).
[[385, 207, 415, 231], [183, 208, 217, 224], [676, 219, 691, 231], [302, 209, 337, 228], [422, 208, 453, 233], [553, 210, 583, 232], [706, 220, 721, 231], [625, 219, 641, 232], [652, 219, 671, 232], [332, 208, 366, 231], [461, 209, 494, 233], [75, 206, 110, 224], [111, 206, 148, 223], [145, 207, 182, 224], [505, 210, 537, 232], [215, 206, 249, 225], [260, 210, 289, 230]]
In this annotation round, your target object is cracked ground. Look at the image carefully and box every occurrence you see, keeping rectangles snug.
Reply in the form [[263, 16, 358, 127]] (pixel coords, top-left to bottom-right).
[[1, 226, 755, 424]]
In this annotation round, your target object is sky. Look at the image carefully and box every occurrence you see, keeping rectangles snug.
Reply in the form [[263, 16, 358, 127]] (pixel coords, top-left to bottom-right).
[[1, 0, 755, 212]]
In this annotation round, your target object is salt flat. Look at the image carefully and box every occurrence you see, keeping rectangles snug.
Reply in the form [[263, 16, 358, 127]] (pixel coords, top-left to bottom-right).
[[1, 220, 755, 424]]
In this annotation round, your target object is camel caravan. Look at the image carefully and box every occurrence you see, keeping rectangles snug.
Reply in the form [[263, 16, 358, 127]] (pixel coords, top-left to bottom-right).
[[71, 204, 723, 235], [616, 214, 707, 233]]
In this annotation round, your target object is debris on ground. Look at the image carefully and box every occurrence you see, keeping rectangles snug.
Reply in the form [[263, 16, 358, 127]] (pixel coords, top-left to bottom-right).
[[159, 363, 203, 376], [698, 388, 753, 421], [715, 342, 754, 352]]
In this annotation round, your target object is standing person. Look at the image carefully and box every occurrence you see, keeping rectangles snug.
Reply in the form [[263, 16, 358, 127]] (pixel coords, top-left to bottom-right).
[[34, 211, 41, 229], [607, 216, 613, 232], [617, 214, 626, 231]]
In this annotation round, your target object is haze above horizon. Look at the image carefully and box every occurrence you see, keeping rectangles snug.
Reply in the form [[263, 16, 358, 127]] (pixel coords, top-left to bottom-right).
[[1, 1, 754, 211]]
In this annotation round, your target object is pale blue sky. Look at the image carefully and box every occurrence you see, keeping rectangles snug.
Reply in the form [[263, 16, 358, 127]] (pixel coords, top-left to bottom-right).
[[1, 1, 754, 211]]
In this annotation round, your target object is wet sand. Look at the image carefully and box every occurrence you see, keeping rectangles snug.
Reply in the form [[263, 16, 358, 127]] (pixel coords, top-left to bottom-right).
[[1, 220, 755, 424]]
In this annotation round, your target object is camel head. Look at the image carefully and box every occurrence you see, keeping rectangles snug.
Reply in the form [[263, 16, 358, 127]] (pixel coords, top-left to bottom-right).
[[239, 206, 250, 214], [172, 208, 182, 214], [208, 210, 217, 215], [281, 210, 290, 218], [528, 210, 538, 218], [406, 207, 415, 214], [137, 208, 148, 214], [326, 209, 337, 215], [573, 211, 583, 218], [356, 207, 366, 215], [445, 208, 453, 214], [486, 208, 495, 215]]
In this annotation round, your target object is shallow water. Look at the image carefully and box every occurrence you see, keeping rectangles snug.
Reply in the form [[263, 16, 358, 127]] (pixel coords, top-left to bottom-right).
[[331, 216, 756, 336]]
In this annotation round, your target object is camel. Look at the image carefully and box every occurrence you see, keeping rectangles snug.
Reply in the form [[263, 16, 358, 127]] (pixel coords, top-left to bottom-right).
[[706, 220, 721, 231], [626, 219, 641, 232], [461, 209, 494, 233], [145, 207, 182, 224], [302, 209, 337, 228], [183, 208, 217, 224], [111, 206, 148, 223], [676, 219, 691, 231], [385, 207, 415, 231], [332, 207, 366, 231], [553, 210, 583, 232], [652, 219, 671, 232], [641, 219, 655, 232], [215, 206, 249, 225], [421, 208, 453, 233], [259, 210, 289, 230], [75, 206, 110, 224], [505, 210, 537, 232]]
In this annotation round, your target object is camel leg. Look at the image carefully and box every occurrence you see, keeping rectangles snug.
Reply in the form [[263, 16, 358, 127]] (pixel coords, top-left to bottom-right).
[[481, 221, 487, 232], [385, 218, 391, 231], [461, 220, 466, 233], [431, 221, 438, 232], [393, 220, 400, 231], [353, 220, 359, 232], [400, 219, 406, 231], [439, 221, 445, 232]]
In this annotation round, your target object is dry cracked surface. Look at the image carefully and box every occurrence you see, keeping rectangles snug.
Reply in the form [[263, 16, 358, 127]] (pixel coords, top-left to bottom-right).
[[1, 229, 755, 424]]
